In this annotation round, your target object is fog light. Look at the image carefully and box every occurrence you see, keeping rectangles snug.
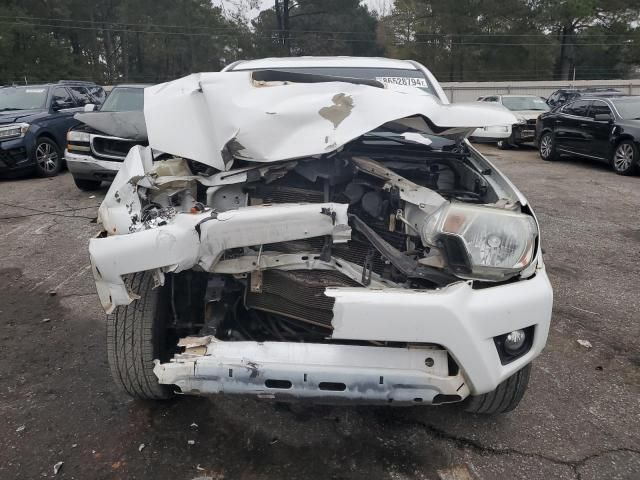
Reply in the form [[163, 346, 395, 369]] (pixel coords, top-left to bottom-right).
[[504, 329, 526, 353]]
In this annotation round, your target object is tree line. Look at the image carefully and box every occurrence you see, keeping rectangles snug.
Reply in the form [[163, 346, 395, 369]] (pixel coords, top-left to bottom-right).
[[1, 0, 639, 85]]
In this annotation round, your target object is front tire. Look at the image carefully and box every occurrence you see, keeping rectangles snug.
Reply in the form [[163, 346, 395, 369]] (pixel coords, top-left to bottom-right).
[[538, 132, 557, 161], [497, 140, 510, 150], [611, 140, 638, 176], [106, 271, 175, 400], [73, 177, 102, 191], [464, 364, 531, 415], [33, 138, 63, 177]]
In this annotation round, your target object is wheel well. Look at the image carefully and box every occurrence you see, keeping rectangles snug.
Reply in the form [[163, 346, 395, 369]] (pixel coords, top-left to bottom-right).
[[613, 135, 635, 147], [35, 132, 65, 154], [610, 135, 636, 156], [36, 132, 59, 146]]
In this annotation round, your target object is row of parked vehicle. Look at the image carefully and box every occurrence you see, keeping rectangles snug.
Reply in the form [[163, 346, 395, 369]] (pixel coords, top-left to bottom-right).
[[470, 88, 640, 176], [0, 81, 146, 189], [2, 80, 639, 195]]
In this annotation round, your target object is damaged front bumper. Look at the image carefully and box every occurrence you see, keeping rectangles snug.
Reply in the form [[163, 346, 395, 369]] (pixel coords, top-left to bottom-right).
[[154, 339, 468, 405], [66, 150, 122, 181], [150, 270, 551, 400]]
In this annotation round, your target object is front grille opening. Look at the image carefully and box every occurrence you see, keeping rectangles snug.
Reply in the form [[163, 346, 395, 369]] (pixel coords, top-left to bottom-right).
[[413, 398, 423, 403], [265, 379, 292, 389], [318, 382, 346, 391]]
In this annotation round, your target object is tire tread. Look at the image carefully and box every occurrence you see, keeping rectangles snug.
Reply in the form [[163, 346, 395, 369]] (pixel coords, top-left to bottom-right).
[[106, 271, 173, 400], [464, 364, 531, 415]]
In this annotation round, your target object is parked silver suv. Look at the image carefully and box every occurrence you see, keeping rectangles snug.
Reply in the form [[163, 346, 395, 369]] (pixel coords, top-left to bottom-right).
[[66, 84, 149, 190]]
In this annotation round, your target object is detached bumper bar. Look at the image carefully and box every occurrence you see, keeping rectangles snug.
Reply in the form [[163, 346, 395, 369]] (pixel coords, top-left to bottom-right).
[[154, 339, 469, 405]]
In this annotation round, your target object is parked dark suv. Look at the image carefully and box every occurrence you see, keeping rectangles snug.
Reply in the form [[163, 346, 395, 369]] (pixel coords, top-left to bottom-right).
[[546, 88, 624, 109], [0, 81, 106, 177]]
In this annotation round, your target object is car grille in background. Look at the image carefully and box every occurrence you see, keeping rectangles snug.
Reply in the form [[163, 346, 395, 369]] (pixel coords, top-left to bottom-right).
[[245, 270, 359, 328], [91, 136, 140, 161], [526, 119, 537, 126]]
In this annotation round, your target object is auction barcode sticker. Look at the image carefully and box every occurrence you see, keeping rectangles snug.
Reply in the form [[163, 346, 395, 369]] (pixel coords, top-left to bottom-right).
[[376, 77, 428, 88]]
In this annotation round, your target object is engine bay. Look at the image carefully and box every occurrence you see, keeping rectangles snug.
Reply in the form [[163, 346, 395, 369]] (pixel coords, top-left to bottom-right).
[[118, 137, 528, 345]]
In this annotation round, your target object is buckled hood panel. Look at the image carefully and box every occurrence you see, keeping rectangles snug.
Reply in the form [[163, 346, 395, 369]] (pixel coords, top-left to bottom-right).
[[144, 72, 518, 171]]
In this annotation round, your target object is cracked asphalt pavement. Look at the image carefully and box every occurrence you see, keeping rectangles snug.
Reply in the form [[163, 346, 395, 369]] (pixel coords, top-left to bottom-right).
[[1, 145, 639, 479]]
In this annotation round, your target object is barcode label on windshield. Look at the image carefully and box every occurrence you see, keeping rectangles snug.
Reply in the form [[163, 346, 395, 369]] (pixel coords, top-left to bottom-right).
[[376, 77, 428, 88]]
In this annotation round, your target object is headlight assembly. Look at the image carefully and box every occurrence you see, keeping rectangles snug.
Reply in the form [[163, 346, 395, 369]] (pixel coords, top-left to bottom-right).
[[422, 203, 538, 281], [67, 130, 90, 143], [0, 122, 30, 140]]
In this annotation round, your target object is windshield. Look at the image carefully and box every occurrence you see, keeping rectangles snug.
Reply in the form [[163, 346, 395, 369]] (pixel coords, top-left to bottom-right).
[[0, 87, 48, 111], [240, 66, 435, 96], [501, 96, 549, 111], [612, 97, 640, 120], [100, 87, 144, 112]]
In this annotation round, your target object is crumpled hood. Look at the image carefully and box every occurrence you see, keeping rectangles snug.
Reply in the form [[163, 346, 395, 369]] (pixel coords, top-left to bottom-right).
[[144, 72, 517, 171]]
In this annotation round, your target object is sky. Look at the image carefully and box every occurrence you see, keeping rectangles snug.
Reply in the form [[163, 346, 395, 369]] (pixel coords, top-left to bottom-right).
[[211, 0, 391, 20]]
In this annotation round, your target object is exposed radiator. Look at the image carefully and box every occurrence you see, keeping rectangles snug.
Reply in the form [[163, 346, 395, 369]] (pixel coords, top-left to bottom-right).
[[245, 270, 359, 328]]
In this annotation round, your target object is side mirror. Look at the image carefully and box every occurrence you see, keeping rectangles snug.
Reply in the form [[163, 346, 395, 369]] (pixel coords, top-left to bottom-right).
[[84, 103, 96, 112], [594, 113, 612, 122], [52, 100, 73, 111]]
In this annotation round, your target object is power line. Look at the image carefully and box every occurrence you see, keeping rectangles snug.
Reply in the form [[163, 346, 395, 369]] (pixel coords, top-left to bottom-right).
[[0, 14, 638, 38], [0, 20, 636, 47]]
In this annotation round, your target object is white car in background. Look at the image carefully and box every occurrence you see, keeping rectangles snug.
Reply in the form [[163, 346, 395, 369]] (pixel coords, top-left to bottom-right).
[[472, 95, 550, 149], [89, 57, 552, 416]]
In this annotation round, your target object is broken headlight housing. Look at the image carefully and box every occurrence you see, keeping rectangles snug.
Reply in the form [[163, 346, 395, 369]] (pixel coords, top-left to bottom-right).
[[422, 203, 537, 281]]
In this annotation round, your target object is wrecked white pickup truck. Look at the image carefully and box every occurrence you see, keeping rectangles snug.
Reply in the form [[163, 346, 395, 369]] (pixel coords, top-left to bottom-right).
[[89, 57, 553, 415]]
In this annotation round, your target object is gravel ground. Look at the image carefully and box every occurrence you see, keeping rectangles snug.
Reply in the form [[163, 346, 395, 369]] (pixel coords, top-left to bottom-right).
[[0, 145, 638, 479]]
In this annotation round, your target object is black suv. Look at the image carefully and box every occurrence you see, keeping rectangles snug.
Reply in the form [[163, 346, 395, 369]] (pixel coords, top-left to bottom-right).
[[546, 88, 624, 109], [0, 81, 106, 178], [536, 96, 640, 175]]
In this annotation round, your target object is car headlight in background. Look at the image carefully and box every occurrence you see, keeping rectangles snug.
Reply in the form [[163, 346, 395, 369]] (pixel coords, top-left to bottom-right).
[[0, 123, 30, 140], [422, 203, 538, 281], [66, 130, 91, 153]]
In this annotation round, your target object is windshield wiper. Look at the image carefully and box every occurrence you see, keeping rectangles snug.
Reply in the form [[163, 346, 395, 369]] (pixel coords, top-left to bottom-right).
[[0, 108, 20, 112], [362, 132, 434, 147]]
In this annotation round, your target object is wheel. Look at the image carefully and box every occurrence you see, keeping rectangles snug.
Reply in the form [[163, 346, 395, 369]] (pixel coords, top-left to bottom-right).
[[538, 132, 557, 161], [463, 363, 531, 415], [33, 137, 62, 177], [73, 177, 102, 191], [611, 140, 638, 176], [106, 271, 175, 400], [497, 140, 510, 150]]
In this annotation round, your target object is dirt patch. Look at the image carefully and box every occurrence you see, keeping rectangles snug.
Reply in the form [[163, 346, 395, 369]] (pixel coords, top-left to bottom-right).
[[319, 93, 354, 128]]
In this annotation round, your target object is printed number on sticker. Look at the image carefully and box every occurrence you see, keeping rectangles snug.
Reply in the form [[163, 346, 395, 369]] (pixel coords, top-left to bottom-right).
[[376, 77, 428, 87]]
